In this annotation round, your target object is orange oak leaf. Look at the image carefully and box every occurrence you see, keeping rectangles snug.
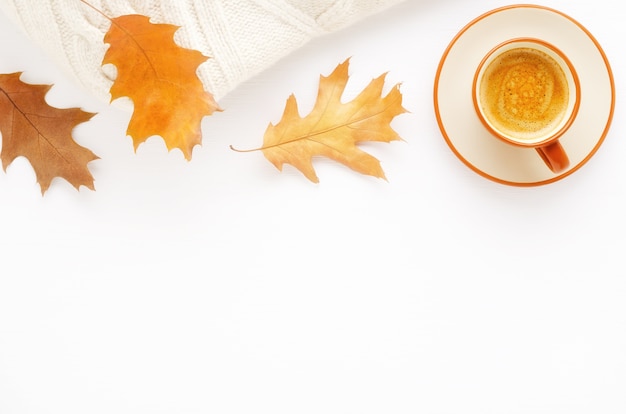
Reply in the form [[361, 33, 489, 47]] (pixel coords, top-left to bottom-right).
[[102, 13, 221, 160], [0, 72, 98, 194], [233, 59, 406, 182]]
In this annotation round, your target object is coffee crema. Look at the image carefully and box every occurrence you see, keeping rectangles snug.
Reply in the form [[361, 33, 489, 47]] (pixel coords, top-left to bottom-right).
[[478, 47, 569, 141]]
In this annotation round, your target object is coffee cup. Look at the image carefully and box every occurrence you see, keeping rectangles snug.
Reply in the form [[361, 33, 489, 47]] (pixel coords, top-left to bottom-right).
[[472, 38, 580, 173]]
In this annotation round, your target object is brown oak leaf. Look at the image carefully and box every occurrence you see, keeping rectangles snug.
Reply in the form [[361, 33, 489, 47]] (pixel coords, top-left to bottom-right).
[[103, 14, 221, 160], [234, 59, 406, 182], [0, 72, 98, 194]]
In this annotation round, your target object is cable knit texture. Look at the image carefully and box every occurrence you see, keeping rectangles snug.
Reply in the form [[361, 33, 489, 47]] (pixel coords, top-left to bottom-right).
[[0, 0, 403, 101]]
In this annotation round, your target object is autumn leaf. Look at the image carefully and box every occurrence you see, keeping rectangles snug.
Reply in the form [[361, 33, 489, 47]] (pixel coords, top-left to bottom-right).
[[0, 72, 98, 194], [101, 13, 221, 160], [233, 59, 406, 182]]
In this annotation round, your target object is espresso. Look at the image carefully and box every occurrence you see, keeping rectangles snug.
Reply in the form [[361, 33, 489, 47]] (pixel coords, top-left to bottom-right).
[[478, 47, 569, 141]]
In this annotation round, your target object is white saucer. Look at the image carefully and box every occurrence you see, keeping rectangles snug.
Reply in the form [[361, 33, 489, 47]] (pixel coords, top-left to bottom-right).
[[434, 4, 615, 186]]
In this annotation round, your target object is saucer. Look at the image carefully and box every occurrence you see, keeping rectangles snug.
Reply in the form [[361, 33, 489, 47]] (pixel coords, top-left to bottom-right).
[[434, 4, 615, 186]]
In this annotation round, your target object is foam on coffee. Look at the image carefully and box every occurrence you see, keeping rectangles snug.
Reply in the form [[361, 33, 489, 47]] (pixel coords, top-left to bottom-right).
[[479, 47, 569, 142]]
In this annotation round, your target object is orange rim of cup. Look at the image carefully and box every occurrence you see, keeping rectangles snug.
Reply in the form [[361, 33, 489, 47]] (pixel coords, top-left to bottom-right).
[[471, 37, 582, 148]]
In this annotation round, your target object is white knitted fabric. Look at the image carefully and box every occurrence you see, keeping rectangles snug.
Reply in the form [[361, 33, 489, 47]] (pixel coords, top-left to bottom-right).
[[0, 0, 404, 101]]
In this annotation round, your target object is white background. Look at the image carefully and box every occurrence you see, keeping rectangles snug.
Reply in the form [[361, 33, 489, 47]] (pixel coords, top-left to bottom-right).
[[1, 1, 625, 413]]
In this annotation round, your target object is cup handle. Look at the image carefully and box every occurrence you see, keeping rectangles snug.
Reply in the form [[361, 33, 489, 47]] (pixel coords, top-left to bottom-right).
[[536, 140, 570, 174]]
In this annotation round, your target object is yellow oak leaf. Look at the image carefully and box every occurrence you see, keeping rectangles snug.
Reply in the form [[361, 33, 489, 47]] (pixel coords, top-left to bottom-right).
[[234, 59, 406, 182], [0, 72, 98, 194], [102, 14, 221, 160]]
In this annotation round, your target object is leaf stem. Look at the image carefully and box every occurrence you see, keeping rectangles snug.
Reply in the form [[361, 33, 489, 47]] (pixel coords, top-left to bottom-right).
[[78, 0, 112, 22], [229, 145, 261, 153], [79, 0, 160, 79]]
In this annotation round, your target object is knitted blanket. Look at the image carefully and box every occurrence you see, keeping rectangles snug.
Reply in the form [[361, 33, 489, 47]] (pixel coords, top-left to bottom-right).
[[0, 0, 405, 101]]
